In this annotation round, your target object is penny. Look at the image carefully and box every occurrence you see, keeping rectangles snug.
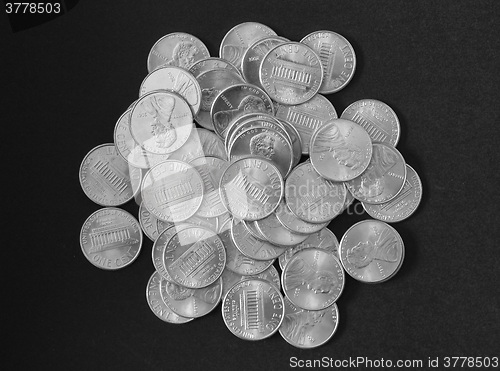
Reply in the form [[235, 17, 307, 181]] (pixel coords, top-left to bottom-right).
[[168, 128, 227, 163], [362, 164, 422, 222], [222, 278, 284, 340], [341, 99, 400, 146], [80, 207, 142, 270], [310, 118, 373, 181], [152, 224, 191, 280], [139, 66, 203, 116], [113, 109, 170, 169], [241, 36, 288, 87], [275, 118, 303, 167], [189, 156, 229, 218], [255, 213, 310, 247], [211, 83, 274, 139], [300, 30, 356, 94], [146, 271, 194, 324], [282, 248, 345, 310], [259, 42, 323, 105], [275, 200, 328, 235], [160, 277, 222, 318], [221, 265, 281, 299], [243, 219, 268, 241], [164, 226, 226, 288], [147, 32, 210, 73], [130, 90, 193, 155], [141, 160, 204, 223], [285, 161, 346, 223], [274, 94, 337, 154], [183, 214, 219, 232], [195, 69, 244, 130], [228, 127, 293, 179], [219, 157, 283, 221], [339, 219, 405, 283], [219, 22, 277, 72], [279, 228, 339, 270], [226, 115, 290, 154], [345, 142, 407, 204], [224, 113, 284, 153], [279, 297, 339, 348], [219, 219, 274, 276], [139, 202, 174, 241], [189, 57, 241, 78], [231, 218, 287, 261], [79, 143, 137, 206]]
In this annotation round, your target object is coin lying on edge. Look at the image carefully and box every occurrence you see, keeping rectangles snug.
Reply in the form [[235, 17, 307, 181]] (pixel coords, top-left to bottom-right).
[[80, 207, 142, 270]]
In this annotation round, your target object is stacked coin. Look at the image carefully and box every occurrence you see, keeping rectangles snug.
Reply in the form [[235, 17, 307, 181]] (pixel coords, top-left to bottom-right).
[[78, 22, 422, 349]]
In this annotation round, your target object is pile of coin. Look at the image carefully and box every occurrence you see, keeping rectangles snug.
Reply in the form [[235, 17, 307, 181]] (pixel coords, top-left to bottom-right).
[[79, 22, 422, 349]]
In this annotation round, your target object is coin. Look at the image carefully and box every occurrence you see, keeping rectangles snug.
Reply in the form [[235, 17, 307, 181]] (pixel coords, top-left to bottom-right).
[[189, 156, 229, 218], [164, 226, 226, 288], [345, 142, 407, 204], [221, 265, 281, 299], [79, 143, 137, 206], [222, 278, 284, 340], [189, 57, 241, 78], [285, 161, 346, 223], [231, 218, 287, 260], [300, 30, 356, 93], [362, 164, 422, 222], [141, 160, 204, 223], [139, 66, 202, 116], [274, 94, 337, 154], [259, 42, 323, 105], [160, 277, 222, 318], [147, 32, 210, 73], [146, 271, 194, 324], [219, 219, 274, 275], [282, 248, 345, 310], [339, 219, 405, 283], [219, 157, 283, 221], [279, 298, 339, 348], [341, 99, 400, 146], [152, 224, 191, 280], [310, 118, 373, 181], [275, 118, 303, 166], [139, 202, 174, 241], [211, 83, 274, 139], [168, 128, 227, 163], [113, 109, 170, 169], [225, 115, 290, 154], [80, 207, 142, 270], [130, 90, 193, 155], [279, 228, 339, 270], [275, 200, 328, 235], [241, 36, 288, 87], [195, 69, 245, 130], [243, 219, 268, 241], [219, 22, 277, 71], [255, 213, 310, 246], [228, 127, 293, 179]]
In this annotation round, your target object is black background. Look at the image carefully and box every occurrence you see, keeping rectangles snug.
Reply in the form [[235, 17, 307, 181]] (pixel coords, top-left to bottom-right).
[[2, 1, 499, 370]]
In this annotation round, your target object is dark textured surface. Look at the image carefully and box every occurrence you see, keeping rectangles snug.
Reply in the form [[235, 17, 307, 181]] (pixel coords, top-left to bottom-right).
[[2, 1, 499, 370]]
